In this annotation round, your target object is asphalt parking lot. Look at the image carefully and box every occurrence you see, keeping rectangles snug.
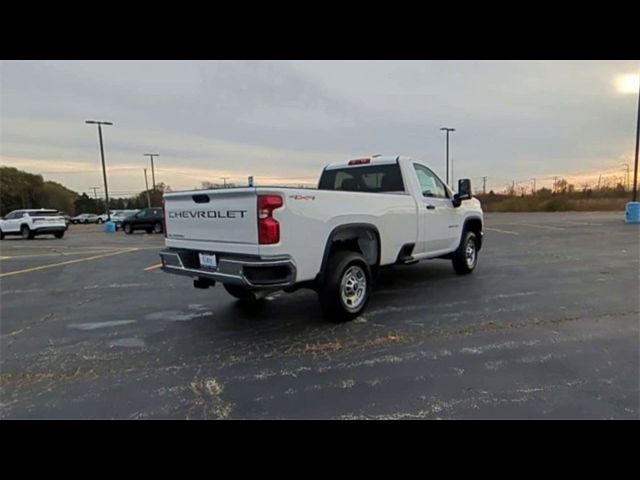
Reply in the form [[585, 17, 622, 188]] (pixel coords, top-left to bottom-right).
[[1, 212, 638, 419]]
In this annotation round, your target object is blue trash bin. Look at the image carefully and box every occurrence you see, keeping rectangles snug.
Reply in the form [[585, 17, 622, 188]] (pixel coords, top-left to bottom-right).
[[625, 202, 640, 224], [104, 221, 116, 233]]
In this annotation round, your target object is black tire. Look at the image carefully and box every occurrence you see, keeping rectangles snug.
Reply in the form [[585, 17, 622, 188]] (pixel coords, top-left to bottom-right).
[[97, 218, 104, 224], [452, 231, 479, 275], [318, 250, 372, 322], [0, 229, 4, 240], [123, 224, 133, 234], [21, 225, 33, 240], [145, 227, 153, 234], [54, 231, 64, 239], [223, 284, 258, 301], [153, 222, 163, 234]]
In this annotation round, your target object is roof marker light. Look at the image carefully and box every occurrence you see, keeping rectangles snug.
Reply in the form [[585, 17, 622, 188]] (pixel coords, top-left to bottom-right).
[[348, 158, 371, 166]]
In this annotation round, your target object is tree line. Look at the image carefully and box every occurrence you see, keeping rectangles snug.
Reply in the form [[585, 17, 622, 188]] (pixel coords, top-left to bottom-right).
[[0, 166, 170, 216]]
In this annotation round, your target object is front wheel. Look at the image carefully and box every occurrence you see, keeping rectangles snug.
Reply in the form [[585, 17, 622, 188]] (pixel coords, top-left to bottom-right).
[[54, 231, 65, 239], [452, 231, 479, 275], [97, 218, 104, 224], [319, 250, 372, 322], [153, 222, 163, 234]]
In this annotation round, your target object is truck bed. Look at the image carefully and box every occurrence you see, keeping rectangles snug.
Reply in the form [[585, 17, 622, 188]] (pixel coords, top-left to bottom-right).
[[163, 187, 418, 282]]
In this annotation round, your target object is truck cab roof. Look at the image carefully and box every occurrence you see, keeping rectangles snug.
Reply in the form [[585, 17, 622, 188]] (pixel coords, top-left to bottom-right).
[[324, 155, 403, 170]]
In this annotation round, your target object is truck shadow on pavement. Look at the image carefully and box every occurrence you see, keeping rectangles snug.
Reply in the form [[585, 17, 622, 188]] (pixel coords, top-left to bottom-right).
[[198, 260, 467, 331]]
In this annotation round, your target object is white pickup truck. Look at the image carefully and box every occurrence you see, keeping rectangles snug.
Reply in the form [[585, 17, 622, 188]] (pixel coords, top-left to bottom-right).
[[160, 155, 484, 321]]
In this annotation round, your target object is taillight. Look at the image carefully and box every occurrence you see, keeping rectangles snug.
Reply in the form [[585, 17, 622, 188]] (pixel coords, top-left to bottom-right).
[[162, 198, 167, 238], [257, 194, 283, 244]]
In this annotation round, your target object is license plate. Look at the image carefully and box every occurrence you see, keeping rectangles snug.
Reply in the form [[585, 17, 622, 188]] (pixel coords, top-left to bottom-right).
[[198, 253, 217, 269]]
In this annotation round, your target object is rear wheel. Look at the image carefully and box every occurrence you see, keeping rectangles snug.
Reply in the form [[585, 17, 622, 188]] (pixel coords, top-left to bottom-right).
[[145, 227, 153, 234], [452, 231, 478, 274], [97, 218, 104, 224], [123, 224, 133, 234], [318, 250, 371, 322], [54, 231, 65, 239], [21, 225, 33, 240]]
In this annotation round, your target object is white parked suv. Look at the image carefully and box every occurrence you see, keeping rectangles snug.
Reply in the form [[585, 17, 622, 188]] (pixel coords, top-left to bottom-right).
[[159, 155, 484, 321], [0, 209, 68, 240]]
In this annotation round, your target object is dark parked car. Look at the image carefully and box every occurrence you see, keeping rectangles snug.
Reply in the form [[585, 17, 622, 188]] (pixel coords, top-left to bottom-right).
[[121, 207, 164, 234]]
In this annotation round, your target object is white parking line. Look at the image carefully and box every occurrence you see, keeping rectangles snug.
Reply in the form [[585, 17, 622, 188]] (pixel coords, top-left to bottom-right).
[[560, 221, 604, 226], [518, 223, 565, 231], [485, 227, 519, 235]]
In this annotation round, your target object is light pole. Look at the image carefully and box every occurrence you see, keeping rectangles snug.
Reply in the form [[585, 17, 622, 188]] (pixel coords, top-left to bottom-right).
[[621, 163, 630, 191], [632, 76, 640, 202], [221, 177, 230, 188], [624, 71, 640, 224], [440, 127, 455, 185], [85, 120, 113, 221], [90, 186, 101, 202], [144, 154, 159, 190], [144, 169, 151, 208]]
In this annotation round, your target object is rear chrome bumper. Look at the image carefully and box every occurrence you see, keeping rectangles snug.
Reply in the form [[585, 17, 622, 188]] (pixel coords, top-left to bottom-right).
[[159, 248, 296, 288]]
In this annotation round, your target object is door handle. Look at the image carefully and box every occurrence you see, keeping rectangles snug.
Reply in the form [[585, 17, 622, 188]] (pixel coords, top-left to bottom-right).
[[426, 205, 436, 210]]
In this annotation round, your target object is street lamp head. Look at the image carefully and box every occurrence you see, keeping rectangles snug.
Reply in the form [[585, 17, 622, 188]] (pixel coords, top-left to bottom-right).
[[440, 127, 456, 132], [85, 120, 113, 126]]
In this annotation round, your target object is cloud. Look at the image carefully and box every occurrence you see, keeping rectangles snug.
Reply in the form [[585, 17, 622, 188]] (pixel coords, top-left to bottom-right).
[[1, 60, 638, 193]]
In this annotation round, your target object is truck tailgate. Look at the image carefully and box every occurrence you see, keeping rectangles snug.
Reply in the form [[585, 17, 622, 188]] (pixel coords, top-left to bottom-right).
[[164, 189, 258, 246]]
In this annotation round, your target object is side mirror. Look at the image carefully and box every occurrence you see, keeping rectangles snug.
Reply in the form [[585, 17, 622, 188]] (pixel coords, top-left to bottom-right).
[[458, 178, 472, 199], [453, 178, 472, 207]]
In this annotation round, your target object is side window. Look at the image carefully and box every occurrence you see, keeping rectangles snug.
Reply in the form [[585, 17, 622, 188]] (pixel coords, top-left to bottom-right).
[[414, 164, 448, 198], [4, 211, 17, 220]]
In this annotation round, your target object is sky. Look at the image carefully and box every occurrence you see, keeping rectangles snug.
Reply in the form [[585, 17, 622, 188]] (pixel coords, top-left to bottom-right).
[[1, 60, 639, 197]]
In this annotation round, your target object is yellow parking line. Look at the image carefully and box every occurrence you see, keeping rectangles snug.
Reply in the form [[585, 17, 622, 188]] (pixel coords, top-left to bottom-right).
[[0, 249, 122, 260], [0, 248, 139, 278], [144, 263, 163, 271]]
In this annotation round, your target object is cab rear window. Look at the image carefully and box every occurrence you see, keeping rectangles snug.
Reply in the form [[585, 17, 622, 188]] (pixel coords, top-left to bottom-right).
[[318, 164, 405, 193]]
